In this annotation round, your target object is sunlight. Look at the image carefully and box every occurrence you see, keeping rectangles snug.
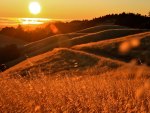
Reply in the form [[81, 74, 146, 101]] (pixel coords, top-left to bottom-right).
[[19, 18, 50, 25], [29, 2, 41, 15]]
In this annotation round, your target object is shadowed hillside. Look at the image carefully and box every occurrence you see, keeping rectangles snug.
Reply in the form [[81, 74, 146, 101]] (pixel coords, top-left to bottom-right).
[[73, 32, 150, 65], [24, 33, 87, 54], [24, 28, 148, 57], [0, 34, 26, 47], [5, 48, 99, 76], [3, 26, 148, 68], [77, 25, 127, 33], [0, 34, 26, 63], [70, 29, 148, 46], [5, 48, 123, 77]]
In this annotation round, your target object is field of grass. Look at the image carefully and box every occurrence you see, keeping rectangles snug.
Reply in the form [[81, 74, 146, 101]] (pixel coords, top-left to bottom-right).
[[1, 24, 150, 112], [1, 64, 150, 112]]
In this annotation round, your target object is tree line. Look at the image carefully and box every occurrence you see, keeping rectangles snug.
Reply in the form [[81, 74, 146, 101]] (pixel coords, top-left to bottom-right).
[[0, 12, 149, 43]]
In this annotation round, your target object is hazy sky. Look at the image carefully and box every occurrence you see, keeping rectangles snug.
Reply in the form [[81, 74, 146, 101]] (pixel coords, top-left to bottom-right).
[[0, 0, 150, 19]]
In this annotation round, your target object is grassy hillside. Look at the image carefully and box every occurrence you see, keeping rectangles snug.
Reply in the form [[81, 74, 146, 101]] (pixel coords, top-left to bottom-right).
[[70, 29, 148, 46], [73, 32, 150, 65], [5, 48, 123, 77], [77, 25, 127, 33], [4, 25, 149, 69], [24, 29, 148, 57], [24, 33, 87, 54]]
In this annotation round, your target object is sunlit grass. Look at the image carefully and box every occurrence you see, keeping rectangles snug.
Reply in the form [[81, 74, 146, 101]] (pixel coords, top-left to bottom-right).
[[0, 64, 150, 112]]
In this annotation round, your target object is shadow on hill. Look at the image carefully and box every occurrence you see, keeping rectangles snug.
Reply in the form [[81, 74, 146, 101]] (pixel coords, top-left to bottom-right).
[[77, 25, 127, 33], [70, 29, 148, 46], [73, 32, 150, 66], [0, 44, 22, 64], [25, 29, 148, 58], [5, 48, 100, 77], [6, 28, 146, 69], [24, 33, 87, 54]]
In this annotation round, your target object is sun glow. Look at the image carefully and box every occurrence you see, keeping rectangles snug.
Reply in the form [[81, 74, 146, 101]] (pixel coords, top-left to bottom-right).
[[29, 2, 41, 15], [19, 18, 50, 25]]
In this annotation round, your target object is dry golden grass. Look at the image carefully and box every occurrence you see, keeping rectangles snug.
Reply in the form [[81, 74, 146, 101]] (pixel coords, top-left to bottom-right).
[[0, 64, 150, 112]]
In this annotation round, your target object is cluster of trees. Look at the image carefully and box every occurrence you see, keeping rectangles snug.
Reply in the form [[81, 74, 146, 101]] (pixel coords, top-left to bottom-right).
[[0, 44, 21, 63], [90, 12, 150, 29], [0, 25, 55, 42], [0, 12, 150, 43]]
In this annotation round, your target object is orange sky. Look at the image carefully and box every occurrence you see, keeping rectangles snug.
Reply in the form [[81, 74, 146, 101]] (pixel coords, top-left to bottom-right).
[[0, 0, 150, 19]]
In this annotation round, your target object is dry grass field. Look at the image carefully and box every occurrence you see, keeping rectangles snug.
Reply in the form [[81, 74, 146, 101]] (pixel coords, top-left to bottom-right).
[[1, 25, 150, 112], [1, 64, 150, 112]]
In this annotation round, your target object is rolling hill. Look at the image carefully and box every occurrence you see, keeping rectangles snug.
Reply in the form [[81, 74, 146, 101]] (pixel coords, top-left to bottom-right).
[[3, 25, 149, 69], [76, 25, 127, 33], [73, 31, 150, 65], [70, 29, 148, 46], [24, 33, 87, 54], [24, 29, 148, 57], [4, 48, 123, 77]]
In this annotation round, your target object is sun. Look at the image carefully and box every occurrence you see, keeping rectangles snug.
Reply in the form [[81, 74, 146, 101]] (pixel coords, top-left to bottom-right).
[[29, 2, 41, 15]]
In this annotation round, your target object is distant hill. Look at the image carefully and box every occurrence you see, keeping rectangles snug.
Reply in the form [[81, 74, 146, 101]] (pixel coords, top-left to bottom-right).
[[77, 25, 127, 33], [24, 28, 148, 57], [24, 33, 87, 55], [0, 34, 27, 63], [73, 32, 150, 65], [0, 34, 26, 47], [70, 29, 148, 46]]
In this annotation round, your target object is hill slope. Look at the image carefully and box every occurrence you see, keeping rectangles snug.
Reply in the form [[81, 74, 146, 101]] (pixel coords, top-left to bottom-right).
[[25, 28, 148, 57], [73, 31, 150, 65], [24, 33, 87, 54], [70, 29, 148, 46], [77, 25, 127, 33], [5, 48, 123, 77]]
